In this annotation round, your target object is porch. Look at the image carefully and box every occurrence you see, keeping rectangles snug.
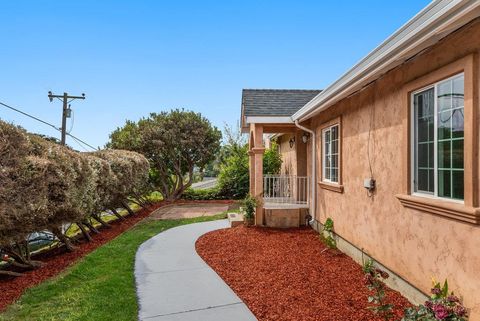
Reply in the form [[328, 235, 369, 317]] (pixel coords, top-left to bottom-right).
[[241, 89, 320, 227], [262, 175, 310, 228]]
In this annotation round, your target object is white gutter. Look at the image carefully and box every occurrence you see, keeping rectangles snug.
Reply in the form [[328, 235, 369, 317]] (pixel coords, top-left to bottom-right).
[[294, 120, 316, 223], [292, 0, 480, 122]]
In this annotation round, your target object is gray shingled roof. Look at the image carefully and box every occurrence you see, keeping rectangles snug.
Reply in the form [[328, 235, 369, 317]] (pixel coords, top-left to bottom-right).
[[242, 89, 322, 117]]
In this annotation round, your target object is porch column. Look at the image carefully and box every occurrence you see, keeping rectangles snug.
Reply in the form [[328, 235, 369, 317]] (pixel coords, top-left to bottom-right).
[[253, 147, 265, 225], [248, 150, 255, 195], [249, 123, 265, 225]]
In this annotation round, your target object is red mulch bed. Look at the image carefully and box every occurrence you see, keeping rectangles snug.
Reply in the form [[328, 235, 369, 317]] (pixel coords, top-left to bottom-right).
[[0, 199, 234, 311], [196, 226, 412, 321]]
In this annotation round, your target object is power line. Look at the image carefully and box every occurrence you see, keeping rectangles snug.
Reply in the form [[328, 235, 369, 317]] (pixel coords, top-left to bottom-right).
[[66, 132, 98, 151], [0, 100, 98, 151], [0, 101, 60, 131], [69, 134, 90, 152]]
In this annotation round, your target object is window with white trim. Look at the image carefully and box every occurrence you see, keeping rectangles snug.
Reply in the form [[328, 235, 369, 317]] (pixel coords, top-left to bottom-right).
[[412, 73, 464, 201], [322, 124, 340, 183]]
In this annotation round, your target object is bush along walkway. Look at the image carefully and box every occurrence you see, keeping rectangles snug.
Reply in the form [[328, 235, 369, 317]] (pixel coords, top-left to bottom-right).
[[135, 220, 257, 321], [0, 201, 231, 321]]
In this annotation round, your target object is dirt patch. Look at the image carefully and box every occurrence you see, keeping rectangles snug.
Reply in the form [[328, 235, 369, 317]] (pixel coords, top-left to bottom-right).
[[0, 199, 235, 311], [196, 226, 412, 321], [149, 203, 233, 219]]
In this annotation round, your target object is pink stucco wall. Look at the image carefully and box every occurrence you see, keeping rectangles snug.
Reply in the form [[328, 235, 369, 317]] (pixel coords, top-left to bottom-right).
[[303, 18, 480, 319]]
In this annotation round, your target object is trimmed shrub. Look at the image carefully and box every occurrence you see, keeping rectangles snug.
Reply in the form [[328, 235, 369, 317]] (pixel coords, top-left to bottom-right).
[[181, 187, 228, 200], [0, 123, 48, 248], [92, 149, 150, 208], [0, 119, 151, 271]]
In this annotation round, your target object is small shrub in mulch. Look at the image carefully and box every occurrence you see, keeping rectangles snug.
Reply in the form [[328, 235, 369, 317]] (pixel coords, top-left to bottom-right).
[[196, 226, 412, 321]]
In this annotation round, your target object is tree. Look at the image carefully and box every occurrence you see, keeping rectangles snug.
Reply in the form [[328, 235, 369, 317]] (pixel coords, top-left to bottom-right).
[[109, 109, 222, 200], [263, 140, 282, 175], [217, 143, 250, 199], [216, 126, 282, 199]]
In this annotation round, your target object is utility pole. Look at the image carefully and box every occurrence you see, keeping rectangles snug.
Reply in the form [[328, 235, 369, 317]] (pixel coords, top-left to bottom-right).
[[48, 91, 85, 145]]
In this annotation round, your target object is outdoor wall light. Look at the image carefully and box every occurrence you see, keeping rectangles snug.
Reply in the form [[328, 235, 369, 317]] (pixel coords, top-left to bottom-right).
[[302, 132, 310, 143], [289, 136, 295, 148]]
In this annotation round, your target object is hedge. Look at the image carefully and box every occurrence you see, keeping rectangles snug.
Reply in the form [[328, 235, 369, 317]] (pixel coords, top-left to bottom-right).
[[0, 120, 150, 274]]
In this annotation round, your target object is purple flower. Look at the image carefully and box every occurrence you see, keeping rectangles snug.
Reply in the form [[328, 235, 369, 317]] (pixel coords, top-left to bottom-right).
[[447, 295, 460, 303], [364, 274, 373, 285], [431, 288, 442, 295], [454, 305, 467, 317], [424, 300, 433, 309], [433, 304, 449, 320]]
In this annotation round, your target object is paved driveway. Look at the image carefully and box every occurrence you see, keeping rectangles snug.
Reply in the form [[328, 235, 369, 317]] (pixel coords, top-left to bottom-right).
[[135, 220, 257, 321]]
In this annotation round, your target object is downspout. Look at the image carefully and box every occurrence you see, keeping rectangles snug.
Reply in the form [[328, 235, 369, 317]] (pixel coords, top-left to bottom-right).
[[294, 120, 315, 224]]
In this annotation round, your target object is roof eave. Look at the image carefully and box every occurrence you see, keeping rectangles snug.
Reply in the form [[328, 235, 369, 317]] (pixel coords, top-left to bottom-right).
[[292, 0, 480, 122]]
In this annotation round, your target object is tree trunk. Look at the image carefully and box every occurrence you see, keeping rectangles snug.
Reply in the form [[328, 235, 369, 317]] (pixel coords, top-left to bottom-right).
[[76, 223, 93, 242], [0, 270, 23, 277], [82, 220, 100, 234], [110, 208, 125, 220], [91, 214, 111, 229], [121, 201, 136, 216], [3, 244, 43, 269], [129, 199, 146, 208], [51, 227, 76, 252]]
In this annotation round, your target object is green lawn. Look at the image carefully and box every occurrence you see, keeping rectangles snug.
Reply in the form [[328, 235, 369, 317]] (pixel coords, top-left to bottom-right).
[[0, 213, 227, 321]]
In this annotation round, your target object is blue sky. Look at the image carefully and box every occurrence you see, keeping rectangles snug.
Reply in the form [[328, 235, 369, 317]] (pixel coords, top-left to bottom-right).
[[0, 1, 430, 150]]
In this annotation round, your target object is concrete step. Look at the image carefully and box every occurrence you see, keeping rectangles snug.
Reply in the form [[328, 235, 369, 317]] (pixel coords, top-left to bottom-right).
[[227, 212, 244, 228]]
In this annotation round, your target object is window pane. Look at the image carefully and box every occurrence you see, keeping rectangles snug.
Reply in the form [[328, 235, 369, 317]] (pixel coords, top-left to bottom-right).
[[331, 126, 338, 140], [332, 140, 338, 154], [414, 88, 434, 193], [438, 111, 452, 140], [438, 170, 451, 198], [332, 154, 338, 169], [428, 143, 434, 167], [418, 117, 430, 142], [418, 143, 429, 168], [331, 168, 338, 183], [452, 139, 464, 169], [438, 141, 451, 169], [452, 76, 464, 109], [437, 79, 452, 111], [428, 169, 434, 192], [452, 109, 464, 138], [417, 169, 430, 192], [452, 171, 464, 199]]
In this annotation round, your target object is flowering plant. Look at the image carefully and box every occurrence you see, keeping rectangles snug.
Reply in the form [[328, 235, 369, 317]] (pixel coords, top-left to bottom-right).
[[402, 279, 468, 321], [363, 259, 394, 320]]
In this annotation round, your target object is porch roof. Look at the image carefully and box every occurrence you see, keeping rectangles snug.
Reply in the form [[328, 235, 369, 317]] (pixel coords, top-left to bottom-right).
[[241, 89, 321, 132]]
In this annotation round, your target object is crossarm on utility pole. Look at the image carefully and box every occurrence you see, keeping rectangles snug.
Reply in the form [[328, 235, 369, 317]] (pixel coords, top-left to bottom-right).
[[47, 91, 85, 146]]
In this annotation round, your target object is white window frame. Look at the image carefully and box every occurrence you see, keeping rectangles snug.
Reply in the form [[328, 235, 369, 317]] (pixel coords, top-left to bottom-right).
[[322, 124, 340, 184], [410, 72, 464, 203]]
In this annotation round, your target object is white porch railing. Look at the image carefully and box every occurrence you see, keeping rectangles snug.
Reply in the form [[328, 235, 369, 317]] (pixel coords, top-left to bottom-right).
[[263, 175, 310, 205]]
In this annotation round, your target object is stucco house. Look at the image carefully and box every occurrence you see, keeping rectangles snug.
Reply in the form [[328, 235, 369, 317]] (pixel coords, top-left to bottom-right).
[[240, 0, 480, 319]]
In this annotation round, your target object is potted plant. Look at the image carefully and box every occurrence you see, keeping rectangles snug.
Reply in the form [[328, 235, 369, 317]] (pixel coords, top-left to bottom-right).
[[243, 194, 257, 226]]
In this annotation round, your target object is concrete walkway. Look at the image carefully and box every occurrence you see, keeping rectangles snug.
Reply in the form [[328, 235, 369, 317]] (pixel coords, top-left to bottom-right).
[[135, 220, 257, 321]]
